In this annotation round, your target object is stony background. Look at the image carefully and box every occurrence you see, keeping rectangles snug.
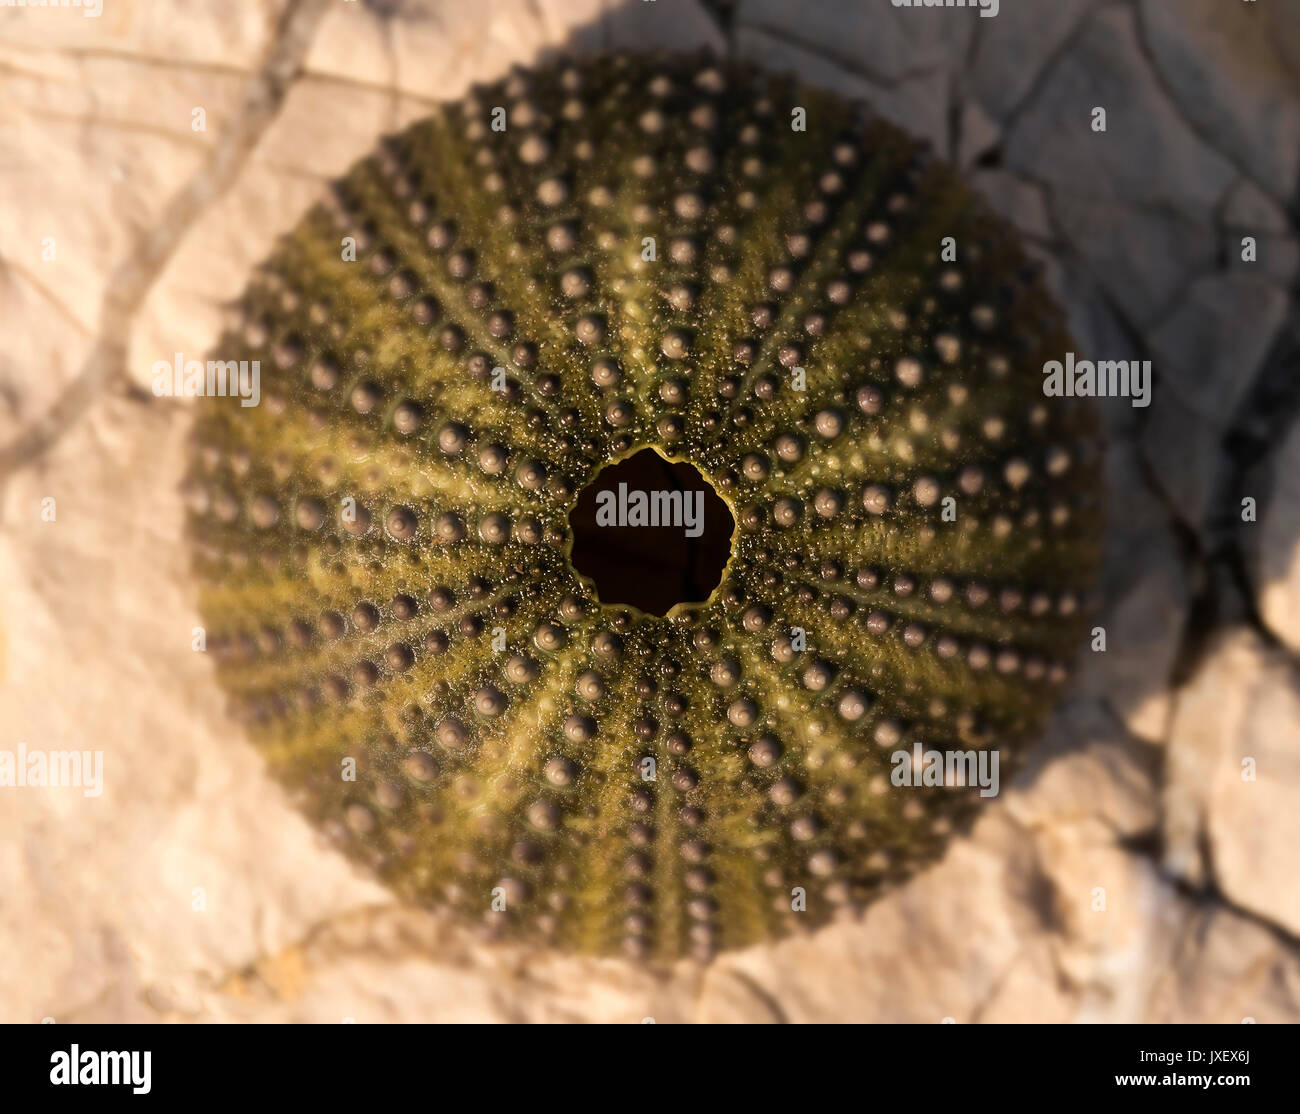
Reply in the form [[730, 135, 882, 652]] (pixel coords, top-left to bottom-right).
[[1, 0, 1297, 1023]]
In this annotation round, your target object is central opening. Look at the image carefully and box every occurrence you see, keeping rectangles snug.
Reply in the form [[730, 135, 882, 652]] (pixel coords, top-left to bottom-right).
[[568, 448, 735, 617]]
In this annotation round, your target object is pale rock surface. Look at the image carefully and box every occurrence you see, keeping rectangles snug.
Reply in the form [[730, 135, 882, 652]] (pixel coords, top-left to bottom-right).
[[0, 398, 393, 1024], [1147, 906, 1300, 1025], [0, 3, 285, 433], [1163, 629, 1300, 938]]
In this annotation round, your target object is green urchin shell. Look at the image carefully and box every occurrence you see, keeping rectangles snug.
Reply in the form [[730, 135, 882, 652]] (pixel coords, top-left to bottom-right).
[[187, 51, 1102, 962]]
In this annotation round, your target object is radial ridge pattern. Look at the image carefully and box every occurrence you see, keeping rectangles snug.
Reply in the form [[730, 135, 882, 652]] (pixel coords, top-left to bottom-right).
[[186, 51, 1102, 962]]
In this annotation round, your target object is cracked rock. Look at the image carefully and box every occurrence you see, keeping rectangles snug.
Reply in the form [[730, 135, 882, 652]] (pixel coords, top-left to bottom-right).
[[736, 0, 973, 88], [970, 170, 1053, 241], [1163, 629, 1300, 938], [1051, 194, 1218, 331], [1003, 699, 1158, 841], [1140, 388, 1223, 533], [1072, 442, 1190, 742], [1148, 905, 1300, 1024], [966, 0, 1093, 121], [1003, 6, 1236, 213], [1139, 0, 1300, 202], [1035, 830, 1183, 1023], [1148, 273, 1289, 422]]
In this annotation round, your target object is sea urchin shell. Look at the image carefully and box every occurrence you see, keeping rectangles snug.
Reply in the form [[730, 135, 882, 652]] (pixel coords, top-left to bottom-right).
[[187, 51, 1102, 962]]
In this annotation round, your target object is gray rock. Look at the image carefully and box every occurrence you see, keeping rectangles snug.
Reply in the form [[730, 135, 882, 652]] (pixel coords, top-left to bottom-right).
[[1140, 0, 1300, 201], [1222, 181, 1300, 285], [957, 100, 1001, 168], [731, 24, 875, 100], [1223, 179, 1292, 235], [1139, 387, 1222, 533], [1253, 418, 1300, 658], [1270, 1, 1300, 93], [1227, 236, 1300, 288], [1050, 193, 1217, 329], [1163, 629, 1300, 938], [1004, 6, 1236, 213], [966, 0, 1094, 120], [1073, 443, 1191, 742], [736, 0, 974, 87], [970, 169, 1053, 241], [1043, 261, 1145, 442], [1005, 698, 1159, 840], [734, 27, 951, 156], [1147, 274, 1288, 423]]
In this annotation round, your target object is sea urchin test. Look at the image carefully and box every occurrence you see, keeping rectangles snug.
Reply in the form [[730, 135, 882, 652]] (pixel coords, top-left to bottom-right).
[[186, 52, 1102, 962]]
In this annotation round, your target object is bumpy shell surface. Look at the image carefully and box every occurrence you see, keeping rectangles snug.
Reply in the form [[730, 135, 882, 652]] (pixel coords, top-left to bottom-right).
[[187, 52, 1102, 961]]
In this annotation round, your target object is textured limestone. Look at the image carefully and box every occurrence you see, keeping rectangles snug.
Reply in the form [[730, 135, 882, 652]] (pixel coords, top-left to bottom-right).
[[965, 0, 1094, 122], [1071, 439, 1190, 744], [1003, 6, 1236, 213], [1139, 0, 1300, 201], [1139, 274, 1290, 533], [969, 171, 1053, 242], [737, 0, 973, 89], [1139, 390, 1222, 534], [1150, 275, 1290, 422], [1163, 629, 1300, 938], [1050, 196, 1217, 331]]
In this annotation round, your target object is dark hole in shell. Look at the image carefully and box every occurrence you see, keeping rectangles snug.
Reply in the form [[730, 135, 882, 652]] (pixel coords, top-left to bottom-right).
[[568, 449, 734, 616]]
